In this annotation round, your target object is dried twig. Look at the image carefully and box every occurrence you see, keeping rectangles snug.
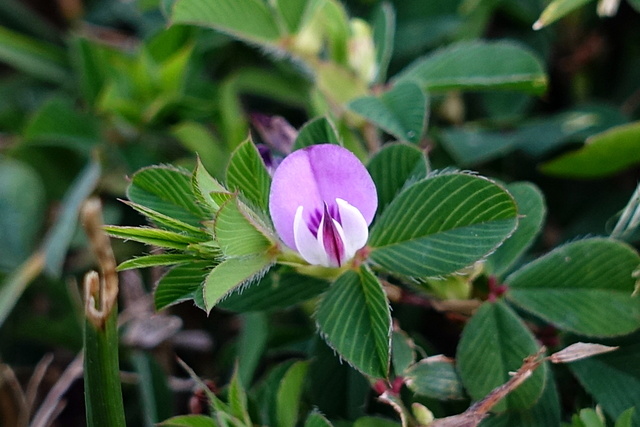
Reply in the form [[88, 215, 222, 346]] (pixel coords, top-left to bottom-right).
[[24, 354, 54, 421], [0, 363, 28, 427], [30, 354, 84, 427], [81, 198, 119, 329], [428, 342, 618, 427]]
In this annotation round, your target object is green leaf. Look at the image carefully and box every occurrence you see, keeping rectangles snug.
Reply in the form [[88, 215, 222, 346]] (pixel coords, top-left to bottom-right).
[[349, 82, 427, 144], [191, 158, 227, 213], [353, 417, 400, 427], [104, 226, 203, 250], [23, 96, 100, 153], [405, 356, 465, 400], [457, 301, 547, 412], [154, 261, 211, 310], [43, 159, 101, 276], [203, 255, 273, 312], [505, 238, 640, 337], [482, 368, 561, 427], [316, 267, 391, 379], [215, 196, 272, 257], [371, 2, 395, 84], [274, 0, 320, 33], [117, 254, 200, 271], [0, 158, 45, 271], [276, 361, 309, 427], [486, 182, 546, 277], [570, 344, 640, 426], [304, 411, 333, 427], [307, 338, 369, 419], [252, 361, 296, 426], [532, 0, 595, 30], [171, 0, 282, 46], [218, 269, 330, 313], [366, 143, 428, 215], [226, 138, 272, 212], [611, 183, 640, 242], [391, 330, 416, 375], [369, 173, 518, 277], [175, 124, 228, 183], [0, 25, 69, 84], [293, 116, 341, 151], [440, 105, 628, 166], [237, 312, 268, 387], [629, 0, 640, 12], [122, 201, 210, 239], [159, 415, 217, 427], [394, 40, 547, 95], [227, 368, 252, 426], [131, 351, 172, 426], [69, 36, 114, 105], [541, 121, 640, 178], [127, 166, 210, 227], [615, 408, 636, 427]]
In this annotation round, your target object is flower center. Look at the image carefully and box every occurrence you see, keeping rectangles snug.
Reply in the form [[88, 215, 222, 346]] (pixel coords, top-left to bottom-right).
[[292, 198, 369, 268]]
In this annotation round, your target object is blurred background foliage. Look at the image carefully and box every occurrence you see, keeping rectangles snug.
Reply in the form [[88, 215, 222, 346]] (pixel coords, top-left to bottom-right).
[[0, 0, 639, 425]]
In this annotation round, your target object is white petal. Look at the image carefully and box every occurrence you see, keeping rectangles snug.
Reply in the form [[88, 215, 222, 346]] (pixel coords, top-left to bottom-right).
[[335, 198, 369, 259], [293, 206, 329, 266]]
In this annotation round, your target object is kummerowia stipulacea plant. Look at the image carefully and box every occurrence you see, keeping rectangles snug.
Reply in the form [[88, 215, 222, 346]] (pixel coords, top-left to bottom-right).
[[106, 129, 640, 426]]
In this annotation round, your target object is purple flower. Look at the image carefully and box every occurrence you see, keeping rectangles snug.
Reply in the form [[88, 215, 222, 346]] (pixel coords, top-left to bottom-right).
[[269, 144, 377, 267]]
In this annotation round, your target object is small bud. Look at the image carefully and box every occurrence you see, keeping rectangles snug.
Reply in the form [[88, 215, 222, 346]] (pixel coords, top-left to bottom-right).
[[348, 19, 377, 83], [412, 403, 434, 425]]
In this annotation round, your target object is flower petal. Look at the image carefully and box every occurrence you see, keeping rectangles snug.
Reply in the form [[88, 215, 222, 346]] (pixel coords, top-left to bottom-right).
[[269, 144, 377, 250], [335, 198, 369, 259], [293, 206, 328, 266], [318, 203, 346, 267]]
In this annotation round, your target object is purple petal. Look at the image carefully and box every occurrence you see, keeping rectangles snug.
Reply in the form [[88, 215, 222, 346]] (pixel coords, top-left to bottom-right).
[[319, 203, 346, 267], [269, 144, 377, 250]]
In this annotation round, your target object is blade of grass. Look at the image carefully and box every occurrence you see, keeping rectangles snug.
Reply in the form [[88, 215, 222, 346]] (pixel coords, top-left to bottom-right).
[[81, 199, 126, 427]]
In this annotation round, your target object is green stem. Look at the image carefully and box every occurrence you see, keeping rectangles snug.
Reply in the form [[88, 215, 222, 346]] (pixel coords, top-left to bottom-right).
[[84, 303, 126, 427]]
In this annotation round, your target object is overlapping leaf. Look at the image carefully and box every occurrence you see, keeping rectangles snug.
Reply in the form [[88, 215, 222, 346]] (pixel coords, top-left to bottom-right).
[[191, 158, 227, 214], [348, 82, 428, 144], [203, 255, 273, 312], [104, 226, 203, 250], [225, 139, 272, 212], [369, 173, 517, 277], [218, 269, 329, 313], [570, 344, 640, 426], [457, 301, 547, 412], [154, 261, 211, 310], [276, 361, 309, 427], [0, 25, 69, 84], [316, 267, 391, 378], [405, 356, 465, 400], [127, 165, 210, 227], [171, 0, 282, 46], [293, 116, 341, 151], [486, 182, 546, 277], [505, 238, 640, 336], [371, 2, 395, 84], [214, 195, 272, 257], [482, 369, 560, 427], [0, 158, 45, 271], [367, 143, 427, 214], [532, 0, 594, 30], [393, 40, 547, 95], [541, 121, 640, 178]]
